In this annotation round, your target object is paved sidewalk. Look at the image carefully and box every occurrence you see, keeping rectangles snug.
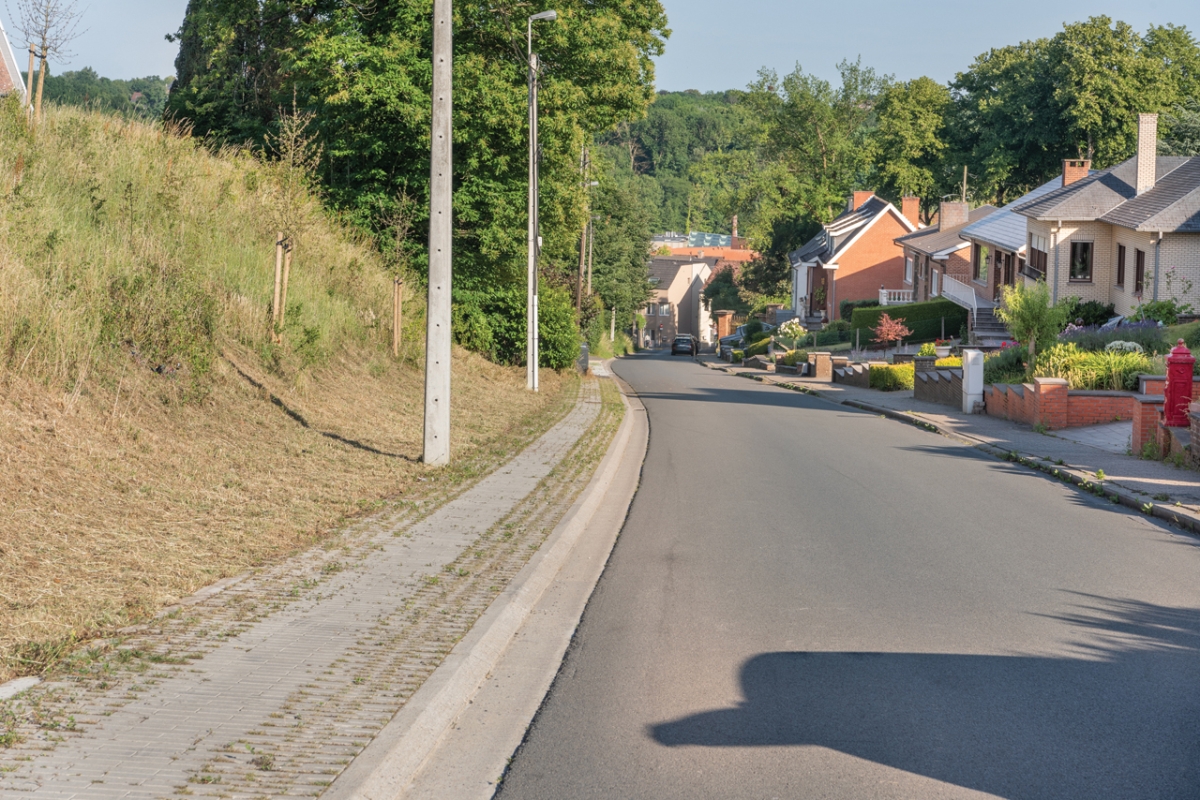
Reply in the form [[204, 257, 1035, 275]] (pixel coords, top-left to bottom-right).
[[699, 356, 1200, 513], [0, 381, 608, 799]]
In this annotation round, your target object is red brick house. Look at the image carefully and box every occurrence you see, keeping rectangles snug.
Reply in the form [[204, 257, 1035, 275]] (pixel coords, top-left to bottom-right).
[[894, 202, 998, 303], [789, 192, 919, 320], [0, 13, 26, 102]]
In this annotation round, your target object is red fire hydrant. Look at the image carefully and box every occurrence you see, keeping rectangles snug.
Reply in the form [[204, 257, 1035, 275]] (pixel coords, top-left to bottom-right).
[[1164, 339, 1195, 427]]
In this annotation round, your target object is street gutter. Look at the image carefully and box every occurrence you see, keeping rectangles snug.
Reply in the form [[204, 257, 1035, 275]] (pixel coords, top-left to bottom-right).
[[699, 359, 1200, 537]]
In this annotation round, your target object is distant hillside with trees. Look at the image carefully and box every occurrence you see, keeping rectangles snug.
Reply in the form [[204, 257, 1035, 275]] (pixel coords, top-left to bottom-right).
[[30, 67, 172, 119]]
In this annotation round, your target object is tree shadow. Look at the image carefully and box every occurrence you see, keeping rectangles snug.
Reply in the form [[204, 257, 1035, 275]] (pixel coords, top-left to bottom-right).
[[650, 596, 1200, 799]]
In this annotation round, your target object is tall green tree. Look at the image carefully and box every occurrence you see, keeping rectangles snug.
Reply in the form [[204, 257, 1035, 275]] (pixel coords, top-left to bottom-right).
[[1161, 99, 1200, 155], [167, 0, 668, 291], [870, 76, 952, 218]]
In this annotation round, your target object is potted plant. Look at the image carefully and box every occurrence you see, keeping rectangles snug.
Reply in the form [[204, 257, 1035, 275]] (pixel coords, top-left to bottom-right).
[[934, 338, 952, 358]]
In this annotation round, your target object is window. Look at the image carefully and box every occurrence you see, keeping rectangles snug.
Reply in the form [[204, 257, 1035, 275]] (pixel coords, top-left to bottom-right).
[[931, 270, 940, 297], [975, 244, 990, 283], [904, 256, 913, 284], [1135, 249, 1146, 293], [1027, 234, 1048, 278], [1116, 244, 1126, 288], [1069, 241, 1093, 282]]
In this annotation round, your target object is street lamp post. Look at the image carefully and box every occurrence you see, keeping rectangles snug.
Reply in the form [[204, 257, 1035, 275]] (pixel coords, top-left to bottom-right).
[[527, 9, 557, 392]]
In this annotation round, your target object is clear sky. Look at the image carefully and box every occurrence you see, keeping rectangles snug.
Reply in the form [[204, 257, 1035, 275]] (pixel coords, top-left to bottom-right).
[[22, 0, 1200, 88]]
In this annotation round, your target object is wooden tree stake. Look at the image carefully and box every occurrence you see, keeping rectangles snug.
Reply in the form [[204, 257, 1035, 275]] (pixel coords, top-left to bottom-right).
[[272, 232, 284, 342], [279, 240, 293, 338], [393, 278, 403, 357]]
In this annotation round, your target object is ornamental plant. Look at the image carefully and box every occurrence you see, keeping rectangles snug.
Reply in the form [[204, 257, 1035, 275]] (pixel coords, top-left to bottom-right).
[[917, 342, 937, 356], [778, 318, 807, 339], [873, 313, 912, 348]]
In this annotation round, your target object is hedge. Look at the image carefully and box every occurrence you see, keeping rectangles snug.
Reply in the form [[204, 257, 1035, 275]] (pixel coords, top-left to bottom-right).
[[850, 298, 968, 345], [869, 363, 915, 391], [745, 337, 774, 357], [840, 298, 880, 320]]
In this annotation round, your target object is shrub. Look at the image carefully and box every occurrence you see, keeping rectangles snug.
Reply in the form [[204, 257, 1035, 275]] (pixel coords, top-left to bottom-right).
[[1034, 342, 1153, 391], [1180, 322, 1200, 348], [825, 319, 852, 333], [537, 286, 581, 369], [840, 298, 879, 320], [778, 319, 807, 339], [917, 342, 937, 356], [1132, 298, 1191, 325], [1105, 340, 1144, 353], [869, 363, 915, 391], [984, 344, 1029, 385], [743, 320, 765, 338], [936, 357, 963, 368], [850, 299, 968, 345], [731, 349, 744, 362], [746, 329, 771, 345], [1059, 297, 1116, 328], [782, 349, 808, 367], [1058, 320, 1167, 354]]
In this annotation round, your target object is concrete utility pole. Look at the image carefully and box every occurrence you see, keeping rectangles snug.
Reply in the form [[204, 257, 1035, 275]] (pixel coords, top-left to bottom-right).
[[424, 0, 453, 465], [527, 10, 557, 392]]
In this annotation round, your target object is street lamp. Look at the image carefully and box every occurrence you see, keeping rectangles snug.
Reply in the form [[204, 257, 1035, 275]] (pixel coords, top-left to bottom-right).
[[527, 9, 557, 392]]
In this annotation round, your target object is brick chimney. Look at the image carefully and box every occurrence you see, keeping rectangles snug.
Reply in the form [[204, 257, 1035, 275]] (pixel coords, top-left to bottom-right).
[[901, 196, 920, 227], [1136, 113, 1158, 195], [938, 201, 969, 231], [851, 190, 874, 210], [1062, 159, 1091, 187]]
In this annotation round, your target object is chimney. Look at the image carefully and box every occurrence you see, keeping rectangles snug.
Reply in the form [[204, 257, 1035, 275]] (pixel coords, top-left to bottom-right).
[[1062, 159, 1091, 187], [1136, 113, 1158, 195], [901, 196, 920, 226], [938, 201, 969, 231], [851, 190, 874, 210]]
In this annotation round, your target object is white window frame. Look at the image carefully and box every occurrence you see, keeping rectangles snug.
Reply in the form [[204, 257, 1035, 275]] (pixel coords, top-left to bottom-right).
[[904, 255, 913, 285], [930, 269, 940, 297]]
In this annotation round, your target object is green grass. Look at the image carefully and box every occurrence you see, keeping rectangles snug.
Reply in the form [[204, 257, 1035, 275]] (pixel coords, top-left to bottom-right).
[[0, 97, 409, 398]]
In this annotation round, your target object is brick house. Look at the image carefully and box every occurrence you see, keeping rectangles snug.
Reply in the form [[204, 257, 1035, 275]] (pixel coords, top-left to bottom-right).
[[788, 192, 919, 320], [0, 13, 26, 102], [1012, 114, 1200, 316], [894, 202, 997, 303], [645, 256, 716, 346]]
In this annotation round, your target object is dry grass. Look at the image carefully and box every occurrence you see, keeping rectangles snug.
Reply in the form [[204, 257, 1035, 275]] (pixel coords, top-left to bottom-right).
[[0, 343, 570, 681], [0, 100, 575, 680]]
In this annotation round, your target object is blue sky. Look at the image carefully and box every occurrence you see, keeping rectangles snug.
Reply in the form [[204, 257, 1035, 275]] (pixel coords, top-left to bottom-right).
[[30, 0, 1200, 89]]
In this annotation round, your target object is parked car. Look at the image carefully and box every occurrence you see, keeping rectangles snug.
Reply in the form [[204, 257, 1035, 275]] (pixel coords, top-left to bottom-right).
[[671, 334, 698, 356], [719, 322, 776, 351]]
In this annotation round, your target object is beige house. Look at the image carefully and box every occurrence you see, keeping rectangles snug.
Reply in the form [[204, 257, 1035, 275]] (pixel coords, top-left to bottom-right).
[[645, 256, 715, 346], [1013, 114, 1200, 316]]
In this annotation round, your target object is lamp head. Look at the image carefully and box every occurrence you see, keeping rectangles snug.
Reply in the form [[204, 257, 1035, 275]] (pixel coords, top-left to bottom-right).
[[530, 10, 558, 21]]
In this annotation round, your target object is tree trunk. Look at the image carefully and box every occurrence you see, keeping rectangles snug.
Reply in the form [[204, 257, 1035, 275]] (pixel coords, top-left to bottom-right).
[[34, 56, 46, 124]]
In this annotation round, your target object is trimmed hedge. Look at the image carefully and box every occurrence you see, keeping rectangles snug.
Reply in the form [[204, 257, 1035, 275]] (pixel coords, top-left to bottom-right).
[[841, 298, 880, 320], [850, 299, 968, 345], [869, 363, 915, 391], [745, 337, 773, 357], [782, 349, 808, 366]]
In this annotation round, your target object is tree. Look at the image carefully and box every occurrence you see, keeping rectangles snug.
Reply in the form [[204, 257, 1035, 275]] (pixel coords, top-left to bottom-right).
[[873, 313, 912, 349], [7, 0, 85, 122], [1161, 99, 1200, 156], [871, 77, 952, 219], [995, 281, 1067, 367], [589, 155, 654, 329]]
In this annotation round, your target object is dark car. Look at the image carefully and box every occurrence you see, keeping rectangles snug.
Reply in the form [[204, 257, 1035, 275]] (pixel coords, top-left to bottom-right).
[[671, 334, 698, 356]]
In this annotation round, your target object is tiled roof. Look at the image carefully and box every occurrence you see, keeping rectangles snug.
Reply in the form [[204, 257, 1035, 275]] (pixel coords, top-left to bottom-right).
[[895, 205, 998, 256], [648, 256, 717, 287], [788, 196, 899, 268], [960, 176, 1065, 252], [1013, 157, 1190, 221], [1098, 157, 1200, 232]]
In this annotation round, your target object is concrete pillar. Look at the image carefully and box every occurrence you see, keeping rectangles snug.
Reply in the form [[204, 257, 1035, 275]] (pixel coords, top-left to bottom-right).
[[962, 348, 984, 413]]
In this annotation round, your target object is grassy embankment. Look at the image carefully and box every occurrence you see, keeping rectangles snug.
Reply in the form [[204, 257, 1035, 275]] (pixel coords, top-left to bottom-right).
[[0, 101, 571, 680]]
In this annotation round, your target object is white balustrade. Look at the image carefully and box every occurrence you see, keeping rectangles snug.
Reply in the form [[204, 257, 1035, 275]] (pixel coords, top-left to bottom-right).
[[878, 288, 914, 306]]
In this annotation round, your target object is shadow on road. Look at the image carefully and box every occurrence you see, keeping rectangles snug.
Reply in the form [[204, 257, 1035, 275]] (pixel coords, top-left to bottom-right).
[[649, 595, 1200, 799]]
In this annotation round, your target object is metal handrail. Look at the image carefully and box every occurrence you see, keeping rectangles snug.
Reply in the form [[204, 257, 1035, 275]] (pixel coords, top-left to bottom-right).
[[940, 275, 978, 326]]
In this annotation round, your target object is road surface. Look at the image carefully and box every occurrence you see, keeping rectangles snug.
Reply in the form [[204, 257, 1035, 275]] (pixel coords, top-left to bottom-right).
[[497, 352, 1200, 799]]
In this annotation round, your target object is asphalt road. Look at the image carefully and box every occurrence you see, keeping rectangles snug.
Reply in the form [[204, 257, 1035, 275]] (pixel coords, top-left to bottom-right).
[[496, 352, 1200, 800]]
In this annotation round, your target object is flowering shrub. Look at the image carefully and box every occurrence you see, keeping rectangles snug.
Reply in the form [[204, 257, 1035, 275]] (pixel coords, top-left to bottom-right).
[[778, 319, 807, 342], [1058, 320, 1167, 354], [1105, 340, 1145, 353]]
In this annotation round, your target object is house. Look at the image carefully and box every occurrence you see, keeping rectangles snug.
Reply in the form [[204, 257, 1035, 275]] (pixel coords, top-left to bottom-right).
[[0, 13, 26, 102], [645, 256, 716, 346], [894, 202, 998, 304], [1012, 114, 1200, 317], [789, 192, 920, 320]]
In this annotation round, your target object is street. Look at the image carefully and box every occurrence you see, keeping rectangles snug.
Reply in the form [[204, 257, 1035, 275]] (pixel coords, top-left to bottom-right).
[[497, 352, 1200, 799]]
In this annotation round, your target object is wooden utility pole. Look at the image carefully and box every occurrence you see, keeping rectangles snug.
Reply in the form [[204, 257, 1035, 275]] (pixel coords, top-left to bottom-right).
[[272, 232, 284, 342], [587, 214, 595, 295], [392, 278, 403, 357], [961, 165, 968, 203], [424, 0, 453, 465]]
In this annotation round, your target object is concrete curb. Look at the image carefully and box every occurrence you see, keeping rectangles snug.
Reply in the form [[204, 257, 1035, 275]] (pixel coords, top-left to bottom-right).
[[699, 358, 1200, 536], [324, 370, 649, 799]]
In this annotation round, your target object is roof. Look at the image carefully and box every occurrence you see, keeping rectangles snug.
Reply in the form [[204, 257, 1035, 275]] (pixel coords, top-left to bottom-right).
[[1098, 157, 1200, 232], [1013, 157, 1191, 222], [0, 13, 26, 101], [648, 256, 717, 287], [960, 176, 1066, 252], [788, 195, 916, 268], [689, 232, 732, 247], [895, 205, 998, 257], [667, 246, 757, 262]]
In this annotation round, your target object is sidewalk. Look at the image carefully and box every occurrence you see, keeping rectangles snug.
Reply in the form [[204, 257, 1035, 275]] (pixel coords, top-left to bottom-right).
[[698, 356, 1200, 529], [0, 378, 634, 799]]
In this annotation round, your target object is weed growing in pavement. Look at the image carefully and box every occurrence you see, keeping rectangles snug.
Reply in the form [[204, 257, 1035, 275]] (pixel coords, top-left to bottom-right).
[[1096, 469, 1106, 481]]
